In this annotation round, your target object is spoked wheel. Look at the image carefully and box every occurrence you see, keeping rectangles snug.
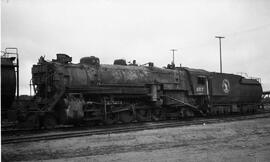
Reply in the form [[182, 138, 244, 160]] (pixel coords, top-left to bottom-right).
[[152, 109, 161, 121], [119, 111, 134, 123], [183, 109, 195, 118], [136, 109, 147, 122], [104, 113, 117, 125], [24, 113, 40, 129], [42, 114, 57, 129]]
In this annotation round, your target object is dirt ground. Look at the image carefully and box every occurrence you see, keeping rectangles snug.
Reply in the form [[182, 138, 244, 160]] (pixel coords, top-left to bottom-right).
[[2, 117, 270, 162]]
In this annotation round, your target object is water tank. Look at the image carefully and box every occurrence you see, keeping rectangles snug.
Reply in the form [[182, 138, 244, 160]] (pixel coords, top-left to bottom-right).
[[1, 57, 16, 109]]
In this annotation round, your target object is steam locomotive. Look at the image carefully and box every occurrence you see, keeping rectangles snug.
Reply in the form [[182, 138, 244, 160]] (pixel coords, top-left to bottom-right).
[[26, 53, 262, 128]]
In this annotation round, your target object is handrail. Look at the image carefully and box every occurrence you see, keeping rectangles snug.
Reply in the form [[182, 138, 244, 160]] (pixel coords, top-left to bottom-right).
[[162, 95, 204, 116]]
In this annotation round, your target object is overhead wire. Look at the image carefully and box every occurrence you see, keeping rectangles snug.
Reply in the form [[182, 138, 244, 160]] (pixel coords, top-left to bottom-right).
[[180, 22, 270, 52]]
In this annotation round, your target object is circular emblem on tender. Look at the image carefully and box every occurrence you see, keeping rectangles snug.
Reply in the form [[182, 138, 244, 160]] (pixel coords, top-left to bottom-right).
[[222, 79, 230, 93]]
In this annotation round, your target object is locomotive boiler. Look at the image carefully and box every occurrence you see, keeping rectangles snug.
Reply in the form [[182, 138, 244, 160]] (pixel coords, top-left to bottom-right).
[[29, 54, 262, 128]]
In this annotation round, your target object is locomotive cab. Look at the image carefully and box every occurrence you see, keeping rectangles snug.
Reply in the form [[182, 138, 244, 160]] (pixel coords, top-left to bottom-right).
[[183, 68, 210, 96]]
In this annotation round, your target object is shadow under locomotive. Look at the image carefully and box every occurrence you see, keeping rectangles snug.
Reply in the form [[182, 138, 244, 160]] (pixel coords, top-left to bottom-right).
[[10, 53, 259, 129]]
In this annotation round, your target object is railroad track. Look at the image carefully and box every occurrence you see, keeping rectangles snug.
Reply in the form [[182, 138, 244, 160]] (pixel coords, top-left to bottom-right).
[[1, 125, 75, 136], [2, 111, 270, 145], [1, 121, 17, 129]]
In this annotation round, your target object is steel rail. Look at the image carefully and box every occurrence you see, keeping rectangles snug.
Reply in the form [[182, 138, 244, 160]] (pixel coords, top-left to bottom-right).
[[2, 112, 270, 145]]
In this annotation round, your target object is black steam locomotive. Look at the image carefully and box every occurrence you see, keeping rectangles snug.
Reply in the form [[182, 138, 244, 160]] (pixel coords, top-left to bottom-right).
[[26, 54, 262, 128]]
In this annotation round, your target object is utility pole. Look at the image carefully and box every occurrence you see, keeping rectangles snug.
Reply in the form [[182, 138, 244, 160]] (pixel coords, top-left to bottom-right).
[[170, 49, 177, 66], [215, 36, 225, 73]]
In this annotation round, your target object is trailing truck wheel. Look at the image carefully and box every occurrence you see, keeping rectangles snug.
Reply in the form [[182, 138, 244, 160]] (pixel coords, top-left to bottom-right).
[[152, 109, 161, 121], [119, 111, 133, 123], [136, 109, 147, 122], [25, 113, 40, 129], [104, 113, 117, 125], [42, 114, 57, 129], [183, 109, 195, 118]]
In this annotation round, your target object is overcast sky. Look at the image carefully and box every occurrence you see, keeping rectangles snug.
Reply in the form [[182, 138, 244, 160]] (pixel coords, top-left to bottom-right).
[[1, 0, 270, 95]]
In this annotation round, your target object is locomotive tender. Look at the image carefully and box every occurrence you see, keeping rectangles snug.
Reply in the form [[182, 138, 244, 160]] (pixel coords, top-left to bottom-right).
[[30, 54, 262, 128]]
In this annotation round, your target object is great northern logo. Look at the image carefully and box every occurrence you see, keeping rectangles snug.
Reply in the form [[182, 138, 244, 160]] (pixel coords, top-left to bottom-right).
[[222, 79, 230, 93]]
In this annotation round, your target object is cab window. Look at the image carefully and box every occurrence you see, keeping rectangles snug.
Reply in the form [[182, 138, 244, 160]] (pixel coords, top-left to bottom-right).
[[197, 76, 206, 85]]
